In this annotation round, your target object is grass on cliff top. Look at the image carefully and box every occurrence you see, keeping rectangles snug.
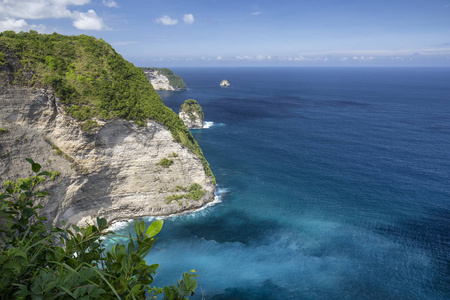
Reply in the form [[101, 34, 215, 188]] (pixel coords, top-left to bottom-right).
[[0, 31, 214, 183]]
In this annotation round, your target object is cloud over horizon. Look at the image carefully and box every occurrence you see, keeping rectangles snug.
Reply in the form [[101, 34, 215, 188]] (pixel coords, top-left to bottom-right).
[[102, 0, 119, 8], [0, 0, 107, 31], [183, 14, 194, 24], [155, 15, 178, 25], [72, 10, 106, 31]]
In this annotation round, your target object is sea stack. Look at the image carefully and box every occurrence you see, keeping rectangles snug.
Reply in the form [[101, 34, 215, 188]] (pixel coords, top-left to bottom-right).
[[179, 99, 204, 129], [220, 79, 230, 87]]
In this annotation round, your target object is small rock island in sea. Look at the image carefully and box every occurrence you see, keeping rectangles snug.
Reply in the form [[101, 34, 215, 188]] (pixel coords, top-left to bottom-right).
[[220, 79, 230, 87], [179, 99, 204, 129]]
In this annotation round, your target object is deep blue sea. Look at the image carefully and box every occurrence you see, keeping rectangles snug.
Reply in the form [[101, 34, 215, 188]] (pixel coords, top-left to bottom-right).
[[113, 67, 450, 299]]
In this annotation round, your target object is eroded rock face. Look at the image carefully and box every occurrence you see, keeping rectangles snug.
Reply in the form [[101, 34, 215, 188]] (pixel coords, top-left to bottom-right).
[[179, 111, 203, 129], [0, 87, 215, 226], [179, 99, 204, 129]]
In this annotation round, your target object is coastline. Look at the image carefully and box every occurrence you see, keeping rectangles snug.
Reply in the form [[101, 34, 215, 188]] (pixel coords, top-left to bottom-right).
[[107, 186, 222, 231]]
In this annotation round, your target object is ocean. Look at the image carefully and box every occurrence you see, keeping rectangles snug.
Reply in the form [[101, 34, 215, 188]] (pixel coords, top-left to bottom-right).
[[111, 67, 450, 299]]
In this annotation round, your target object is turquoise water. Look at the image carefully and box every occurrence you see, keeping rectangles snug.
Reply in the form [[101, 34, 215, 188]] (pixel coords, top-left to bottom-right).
[[113, 68, 450, 299]]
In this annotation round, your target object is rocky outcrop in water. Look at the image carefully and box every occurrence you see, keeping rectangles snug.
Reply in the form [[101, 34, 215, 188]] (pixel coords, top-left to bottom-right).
[[179, 99, 204, 129], [0, 87, 215, 226], [220, 79, 230, 87]]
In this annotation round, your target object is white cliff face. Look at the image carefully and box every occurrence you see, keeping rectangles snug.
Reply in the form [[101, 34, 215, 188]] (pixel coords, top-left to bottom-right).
[[144, 70, 175, 91], [0, 87, 215, 226]]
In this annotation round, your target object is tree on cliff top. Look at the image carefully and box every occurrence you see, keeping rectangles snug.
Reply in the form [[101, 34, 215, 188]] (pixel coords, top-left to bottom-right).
[[0, 159, 198, 299]]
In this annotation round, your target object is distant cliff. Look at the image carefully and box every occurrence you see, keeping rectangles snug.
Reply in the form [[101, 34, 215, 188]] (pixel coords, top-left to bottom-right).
[[142, 68, 187, 91], [0, 31, 214, 226]]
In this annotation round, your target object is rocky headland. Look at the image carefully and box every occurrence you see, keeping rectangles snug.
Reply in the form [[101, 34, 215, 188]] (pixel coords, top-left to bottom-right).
[[0, 32, 214, 227]]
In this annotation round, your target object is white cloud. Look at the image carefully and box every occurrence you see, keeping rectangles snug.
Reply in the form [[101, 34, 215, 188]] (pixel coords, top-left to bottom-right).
[[0, 18, 27, 31], [251, 11, 261, 16], [0, 0, 110, 31], [155, 15, 178, 25], [0, 0, 89, 19], [72, 10, 106, 30], [183, 14, 194, 24], [216, 56, 222, 60], [0, 17, 47, 32], [256, 55, 266, 60], [102, 0, 119, 8]]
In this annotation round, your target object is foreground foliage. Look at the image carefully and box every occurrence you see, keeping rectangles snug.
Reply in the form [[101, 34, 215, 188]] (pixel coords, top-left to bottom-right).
[[0, 159, 198, 299], [0, 31, 214, 183]]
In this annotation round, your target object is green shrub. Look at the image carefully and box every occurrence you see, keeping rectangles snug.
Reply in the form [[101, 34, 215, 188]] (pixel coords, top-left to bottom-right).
[[0, 159, 198, 299], [0, 51, 6, 66], [157, 157, 174, 168], [165, 183, 206, 203], [80, 119, 99, 131]]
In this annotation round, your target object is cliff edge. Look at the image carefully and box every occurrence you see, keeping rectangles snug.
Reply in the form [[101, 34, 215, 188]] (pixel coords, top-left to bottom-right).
[[0, 31, 214, 226]]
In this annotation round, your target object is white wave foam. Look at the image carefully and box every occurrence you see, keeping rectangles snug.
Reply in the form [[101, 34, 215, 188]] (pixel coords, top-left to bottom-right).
[[107, 219, 133, 232], [203, 121, 226, 129], [203, 121, 214, 128]]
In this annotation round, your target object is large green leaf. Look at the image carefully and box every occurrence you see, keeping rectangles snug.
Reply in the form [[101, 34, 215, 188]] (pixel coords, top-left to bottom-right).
[[22, 207, 34, 219], [31, 163, 41, 173], [145, 220, 163, 238]]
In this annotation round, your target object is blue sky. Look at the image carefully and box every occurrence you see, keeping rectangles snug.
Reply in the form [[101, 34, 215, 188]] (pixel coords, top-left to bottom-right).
[[1, 0, 450, 67]]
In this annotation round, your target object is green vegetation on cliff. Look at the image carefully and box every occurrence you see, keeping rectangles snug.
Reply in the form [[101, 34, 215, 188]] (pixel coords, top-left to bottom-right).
[[0, 159, 198, 299], [180, 99, 204, 123], [0, 31, 214, 183], [142, 67, 187, 90]]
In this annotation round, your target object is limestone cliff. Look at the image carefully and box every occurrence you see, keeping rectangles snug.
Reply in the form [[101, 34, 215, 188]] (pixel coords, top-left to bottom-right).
[[0, 32, 214, 227], [179, 99, 204, 129], [142, 68, 187, 91], [0, 87, 215, 226]]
